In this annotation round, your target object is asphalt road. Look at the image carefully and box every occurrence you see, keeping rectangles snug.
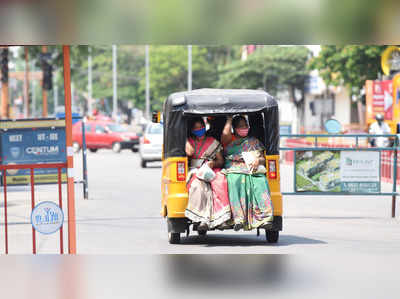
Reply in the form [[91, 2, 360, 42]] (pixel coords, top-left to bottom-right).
[[1, 150, 400, 254]]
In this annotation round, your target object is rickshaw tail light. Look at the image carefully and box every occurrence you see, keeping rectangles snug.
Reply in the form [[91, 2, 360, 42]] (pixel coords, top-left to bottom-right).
[[176, 162, 186, 181], [268, 160, 277, 179], [143, 137, 151, 144]]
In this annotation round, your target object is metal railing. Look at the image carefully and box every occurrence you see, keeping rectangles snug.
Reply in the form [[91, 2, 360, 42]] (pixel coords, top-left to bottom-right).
[[280, 134, 399, 217]]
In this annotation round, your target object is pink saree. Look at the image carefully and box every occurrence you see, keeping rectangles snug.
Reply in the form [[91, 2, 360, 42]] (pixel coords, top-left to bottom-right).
[[185, 136, 231, 228]]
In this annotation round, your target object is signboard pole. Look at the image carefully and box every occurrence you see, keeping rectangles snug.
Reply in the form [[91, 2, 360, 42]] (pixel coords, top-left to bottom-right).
[[30, 168, 37, 254], [81, 119, 89, 200], [62, 45, 77, 254]]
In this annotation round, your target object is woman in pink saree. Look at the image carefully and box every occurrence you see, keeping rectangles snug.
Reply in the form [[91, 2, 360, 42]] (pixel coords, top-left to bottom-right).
[[185, 117, 231, 231]]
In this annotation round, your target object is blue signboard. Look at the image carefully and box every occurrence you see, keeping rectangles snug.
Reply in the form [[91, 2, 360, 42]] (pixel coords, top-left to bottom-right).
[[0, 119, 67, 185]]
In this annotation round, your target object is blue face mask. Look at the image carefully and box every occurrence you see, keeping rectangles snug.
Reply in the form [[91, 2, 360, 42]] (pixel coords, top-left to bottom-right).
[[192, 127, 206, 137]]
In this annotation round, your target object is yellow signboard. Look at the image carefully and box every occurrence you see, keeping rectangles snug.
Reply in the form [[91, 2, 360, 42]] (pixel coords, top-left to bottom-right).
[[381, 46, 400, 76]]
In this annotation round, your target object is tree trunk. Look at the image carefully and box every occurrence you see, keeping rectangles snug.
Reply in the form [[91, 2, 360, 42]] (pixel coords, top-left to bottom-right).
[[290, 85, 305, 133]]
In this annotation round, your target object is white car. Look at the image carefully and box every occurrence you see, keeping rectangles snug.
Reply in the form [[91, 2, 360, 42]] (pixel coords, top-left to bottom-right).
[[139, 123, 163, 168]]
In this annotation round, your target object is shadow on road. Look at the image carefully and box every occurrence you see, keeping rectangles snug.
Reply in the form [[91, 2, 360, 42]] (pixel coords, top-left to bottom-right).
[[180, 233, 326, 247]]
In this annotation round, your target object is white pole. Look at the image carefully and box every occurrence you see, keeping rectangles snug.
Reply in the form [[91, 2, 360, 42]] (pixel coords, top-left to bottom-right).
[[112, 45, 117, 120], [54, 73, 58, 114], [188, 45, 192, 91], [145, 45, 150, 120], [30, 61, 35, 117], [88, 46, 92, 116], [31, 79, 36, 117]]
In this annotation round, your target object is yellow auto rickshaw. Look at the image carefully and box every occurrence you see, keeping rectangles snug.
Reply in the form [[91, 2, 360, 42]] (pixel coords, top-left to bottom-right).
[[157, 89, 282, 244]]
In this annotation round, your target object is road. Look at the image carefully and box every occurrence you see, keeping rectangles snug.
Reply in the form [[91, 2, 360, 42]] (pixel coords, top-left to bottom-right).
[[1, 150, 400, 254]]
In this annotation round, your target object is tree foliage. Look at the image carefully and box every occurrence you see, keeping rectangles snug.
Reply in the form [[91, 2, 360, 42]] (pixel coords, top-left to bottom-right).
[[140, 46, 218, 110], [217, 46, 311, 99], [13, 45, 311, 115], [308, 45, 387, 95]]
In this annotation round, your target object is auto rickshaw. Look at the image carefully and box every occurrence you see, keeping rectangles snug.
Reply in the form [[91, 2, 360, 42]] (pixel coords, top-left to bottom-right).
[[157, 89, 282, 244]]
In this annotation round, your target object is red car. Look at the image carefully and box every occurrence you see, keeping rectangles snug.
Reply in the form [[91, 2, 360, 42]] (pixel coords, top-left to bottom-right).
[[72, 120, 139, 153]]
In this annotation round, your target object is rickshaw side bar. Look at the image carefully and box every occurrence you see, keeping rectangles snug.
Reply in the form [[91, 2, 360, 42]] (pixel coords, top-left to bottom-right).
[[58, 167, 64, 254]]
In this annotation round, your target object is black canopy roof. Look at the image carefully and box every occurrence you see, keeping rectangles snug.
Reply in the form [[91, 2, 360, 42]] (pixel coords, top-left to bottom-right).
[[166, 89, 277, 115], [162, 89, 280, 158]]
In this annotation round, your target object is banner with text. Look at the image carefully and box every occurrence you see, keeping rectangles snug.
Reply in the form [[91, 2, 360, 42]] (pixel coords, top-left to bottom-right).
[[295, 150, 380, 193]]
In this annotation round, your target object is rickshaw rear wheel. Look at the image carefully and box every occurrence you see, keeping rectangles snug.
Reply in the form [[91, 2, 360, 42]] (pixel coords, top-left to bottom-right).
[[168, 232, 181, 244], [265, 230, 279, 243], [141, 160, 147, 168]]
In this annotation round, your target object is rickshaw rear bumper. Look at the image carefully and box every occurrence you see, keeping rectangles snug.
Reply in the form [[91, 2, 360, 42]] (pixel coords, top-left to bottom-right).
[[166, 216, 283, 233]]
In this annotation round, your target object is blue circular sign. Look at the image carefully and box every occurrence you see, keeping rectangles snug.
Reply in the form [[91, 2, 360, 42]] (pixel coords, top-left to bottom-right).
[[31, 201, 64, 235], [324, 119, 342, 134]]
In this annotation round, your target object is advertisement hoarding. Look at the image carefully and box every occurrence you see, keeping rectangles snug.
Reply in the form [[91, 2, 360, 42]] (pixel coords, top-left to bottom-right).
[[0, 120, 67, 185], [295, 150, 380, 193], [365, 80, 393, 121]]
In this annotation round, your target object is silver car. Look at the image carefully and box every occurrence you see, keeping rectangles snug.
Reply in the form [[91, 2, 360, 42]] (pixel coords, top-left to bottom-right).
[[139, 123, 163, 168]]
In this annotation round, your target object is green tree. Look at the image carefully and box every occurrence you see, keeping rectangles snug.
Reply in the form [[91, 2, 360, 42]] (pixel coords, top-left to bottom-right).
[[308, 45, 387, 96], [217, 46, 310, 95], [140, 46, 218, 111], [217, 45, 311, 128], [72, 46, 145, 113]]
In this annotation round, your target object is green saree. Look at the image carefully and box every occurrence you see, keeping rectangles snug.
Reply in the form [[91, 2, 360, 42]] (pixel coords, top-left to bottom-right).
[[224, 137, 273, 230]]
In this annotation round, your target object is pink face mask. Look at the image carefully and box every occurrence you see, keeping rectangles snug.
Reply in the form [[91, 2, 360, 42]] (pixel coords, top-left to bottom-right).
[[236, 128, 249, 137]]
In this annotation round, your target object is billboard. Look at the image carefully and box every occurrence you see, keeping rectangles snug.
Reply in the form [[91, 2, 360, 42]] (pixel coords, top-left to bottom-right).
[[365, 80, 393, 121], [295, 150, 380, 193], [0, 119, 67, 185]]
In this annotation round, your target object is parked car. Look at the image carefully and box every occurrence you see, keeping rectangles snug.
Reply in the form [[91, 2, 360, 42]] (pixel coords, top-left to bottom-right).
[[139, 123, 163, 168], [72, 120, 139, 153]]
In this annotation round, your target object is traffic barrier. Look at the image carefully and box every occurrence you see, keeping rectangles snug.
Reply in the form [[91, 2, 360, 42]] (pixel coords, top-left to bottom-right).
[[280, 134, 399, 218], [282, 138, 400, 185], [1, 163, 67, 254]]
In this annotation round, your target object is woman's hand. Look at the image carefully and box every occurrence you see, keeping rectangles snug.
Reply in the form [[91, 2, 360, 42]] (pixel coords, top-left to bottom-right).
[[249, 157, 260, 172], [207, 160, 215, 169], [185, 140, 194, 156], [209, 152, 224, 169], [221, 116, 233, 146]]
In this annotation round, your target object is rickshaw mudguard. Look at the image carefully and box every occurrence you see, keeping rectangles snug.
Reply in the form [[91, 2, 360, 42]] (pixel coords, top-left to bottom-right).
[[161, 157, 189, 218]]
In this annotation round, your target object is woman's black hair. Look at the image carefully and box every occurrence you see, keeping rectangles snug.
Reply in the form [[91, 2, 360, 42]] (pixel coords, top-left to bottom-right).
[[188, 117, 205, 138], [189, 117, 205, 130], [232, 115, 248, 129]]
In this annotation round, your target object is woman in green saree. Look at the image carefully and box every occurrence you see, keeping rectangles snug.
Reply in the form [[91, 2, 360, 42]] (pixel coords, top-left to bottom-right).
[[223, 115, 274, 231]]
